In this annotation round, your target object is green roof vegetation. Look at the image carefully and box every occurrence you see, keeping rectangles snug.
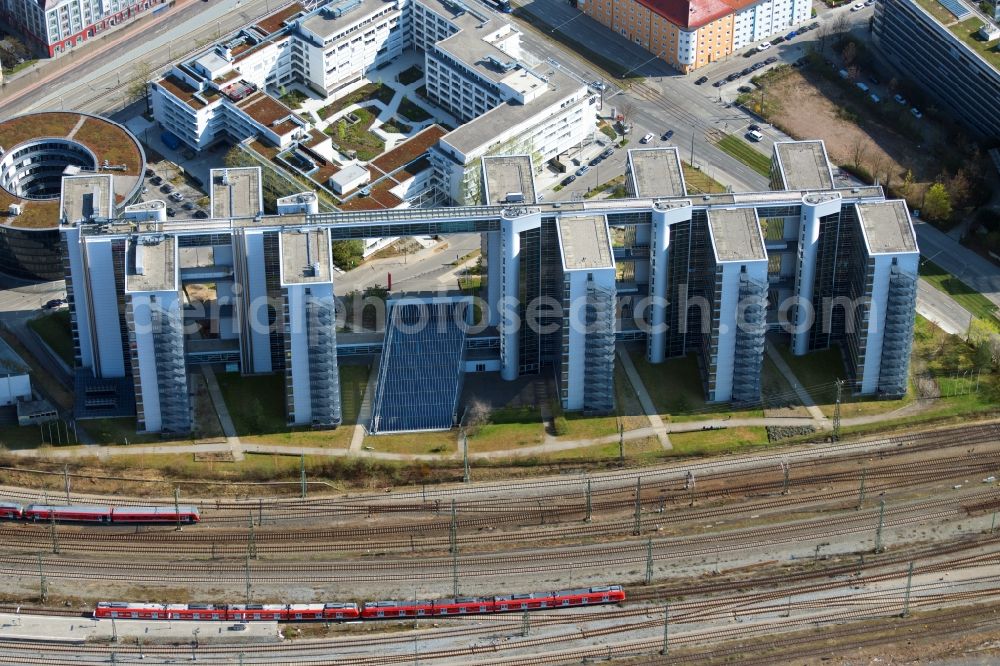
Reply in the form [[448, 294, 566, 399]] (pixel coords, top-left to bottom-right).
[[951, 16, 1000, 71]]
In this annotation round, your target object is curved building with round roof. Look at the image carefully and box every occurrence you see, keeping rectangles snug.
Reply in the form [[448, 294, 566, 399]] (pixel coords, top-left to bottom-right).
[[0, 111, 146, 281]]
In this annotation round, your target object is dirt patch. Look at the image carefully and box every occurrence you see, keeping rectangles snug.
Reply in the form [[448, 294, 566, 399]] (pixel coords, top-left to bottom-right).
[[766, 69, 941, 198]]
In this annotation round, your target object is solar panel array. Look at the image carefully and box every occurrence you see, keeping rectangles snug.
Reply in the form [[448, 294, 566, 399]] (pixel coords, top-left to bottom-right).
[[936, 0, 970, 19], [369, 301, 467, 434]]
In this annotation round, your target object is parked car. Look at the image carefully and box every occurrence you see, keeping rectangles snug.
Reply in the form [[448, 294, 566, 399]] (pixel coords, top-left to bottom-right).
[[182, 201, 195, 210], [743, 49, 757, 58], [562, 175, 577, 186], [746, 130, 764, 142], [751, 62, 765, 71], [166, 207, 176, 217], [169, 191, 184, 202], [150, 176, 163, 186], [808, 21, 819, 30], [864, 0, 875, 6], [161, 183, 174, 193], [591, 80, 607, 91], [869, 93, 881, 103], [43, 299, 62, 310], [748, 123, 761, 131], [785, 30, 797, 40], [764, 56, 779, 65], [856, 81, 870, 92], [602, 147, 615, 158], [144, 168, 155, 178], [695, 76, 709, 85], [910, 107, 923, 119], [851, 2, 864, 10], [757, 41, 772, 51], [727, 72, 740, 82], [738, 85, 753, 93], [194, 210, 209, 219], [661, 130, 674, 140], [640, 133, 654, 144], [893, 93, 908, 105], [589, 156, 602, 167], [713, 80, 724, 87], [771, 35, 785, 45], [740, 67, 753, 76]]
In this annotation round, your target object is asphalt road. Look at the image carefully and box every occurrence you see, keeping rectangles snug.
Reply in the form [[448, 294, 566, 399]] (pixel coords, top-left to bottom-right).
[[0, 0, 278, 116], [915, 221, 1000, 310], [334, 234, 482, 295], [916, 279, 972, 336]]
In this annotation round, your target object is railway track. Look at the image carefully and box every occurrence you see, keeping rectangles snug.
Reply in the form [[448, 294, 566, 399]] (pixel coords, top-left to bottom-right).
[[0, 445, 995, 559], [1, 488, 994, 585], [1, 422, 996, 528]]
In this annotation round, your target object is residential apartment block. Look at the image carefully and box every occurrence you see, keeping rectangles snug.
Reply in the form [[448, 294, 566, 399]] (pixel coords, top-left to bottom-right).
[[873, 0, 1000, 139], [0, 0, 165, 57], [150, 0, 596, 206], [578, 0, 811, 72]]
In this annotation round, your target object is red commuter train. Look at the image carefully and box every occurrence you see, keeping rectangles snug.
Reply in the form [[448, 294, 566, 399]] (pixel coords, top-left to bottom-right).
[[93, 587, 626, 623], [0, 503, 200, 524]]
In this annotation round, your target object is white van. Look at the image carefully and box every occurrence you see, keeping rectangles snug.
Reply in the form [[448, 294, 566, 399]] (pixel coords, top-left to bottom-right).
[[641, 133, 654, 144], [746, 130, 764, 142]]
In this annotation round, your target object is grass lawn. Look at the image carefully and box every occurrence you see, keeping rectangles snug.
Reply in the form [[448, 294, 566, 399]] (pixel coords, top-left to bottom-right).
[[559, 361, 649, 439], [28, 310, 73, 365], [238, 364, 368, 449], [715, 134, 772, 177], [326, 106, 385, 161], [83, 418, 168, 445], [0, 424, 50, 449], [365, 430, 456, 455], [397, 96, 432, 123], [397, 65, 423, 85], [317, 83, 396, 119], [682, 162, 727, 194], [599, 123, 618, 140], [628, 350, 764, 422], [668, 426, 769, 456], [546, 437, 663, 460], [920, 259, 1000, 328], [467, 406, 543, 452], [380, 118, 413, 134], [215, 366, 368, 448]]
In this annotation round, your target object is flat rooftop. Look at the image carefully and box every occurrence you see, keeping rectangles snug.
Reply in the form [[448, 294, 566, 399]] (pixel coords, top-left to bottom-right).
[[441, 67, 583, 154], [280, 229, 332, 284], [856, 200, 919, 254], [211, 168, 262, 219], [773, 141, 834, 191], [61, 174, 113, 224], [707, 207, 766, 263], [126, 235, 177, 293], [557, 215, 613, 271], [627, 147, 686, 197], [482, 155, 536, 204], [299, 0, 400, 40]]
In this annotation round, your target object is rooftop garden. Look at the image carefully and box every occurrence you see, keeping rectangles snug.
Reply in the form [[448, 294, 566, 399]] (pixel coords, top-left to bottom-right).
[[951, 16, 1000, 70], [318, 82, 396, 120], [397, 96, 432, 123], [325, 106, 385, 161], [0, 112, 79, 148], [397, 65, 424, 85], [73, 117, 143, 173]]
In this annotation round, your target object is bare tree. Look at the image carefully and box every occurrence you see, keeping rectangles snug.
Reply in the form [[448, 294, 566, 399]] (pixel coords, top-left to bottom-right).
[[852, 136, 870, 171], [127, 61, 155, 114], [816, 22, 834, 54], [842, 41, 858, 67], [832, 12, 851, 36]]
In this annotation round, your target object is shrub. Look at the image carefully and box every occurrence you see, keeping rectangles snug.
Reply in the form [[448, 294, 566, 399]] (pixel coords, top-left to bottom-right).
[[553, 416, 569, 436]]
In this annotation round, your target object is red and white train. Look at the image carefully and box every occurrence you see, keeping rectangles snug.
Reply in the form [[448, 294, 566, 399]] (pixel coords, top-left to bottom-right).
[[0, 503, 200, 524], [93, 586, 626, 623]]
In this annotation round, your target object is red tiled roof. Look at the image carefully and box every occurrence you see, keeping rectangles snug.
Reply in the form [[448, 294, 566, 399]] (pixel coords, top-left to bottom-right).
[[636, 0, 752, 29]]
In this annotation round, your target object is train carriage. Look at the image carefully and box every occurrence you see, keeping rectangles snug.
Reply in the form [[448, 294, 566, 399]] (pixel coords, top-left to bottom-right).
[[111, 506, 201, 524], [322, 603, 361, 621], [494, 592, 555, 612], [361, 600, 436, 619], [167, 604, 226, 621], [226, 604, 287, 621], [25, 504, 112, 523], [0, 502, 23, 519], [95, 602, 168, 620], [432, 597, 493, 616]]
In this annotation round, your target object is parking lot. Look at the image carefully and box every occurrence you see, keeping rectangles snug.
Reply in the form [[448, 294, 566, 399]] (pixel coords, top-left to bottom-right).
[[143, 160, 210, 220]]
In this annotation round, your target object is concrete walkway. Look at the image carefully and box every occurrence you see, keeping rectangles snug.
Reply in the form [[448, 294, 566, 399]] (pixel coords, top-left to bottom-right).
[[199, 365, 244, 460], [616, 346, 672, 449], [764, 340, 832, 431]]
